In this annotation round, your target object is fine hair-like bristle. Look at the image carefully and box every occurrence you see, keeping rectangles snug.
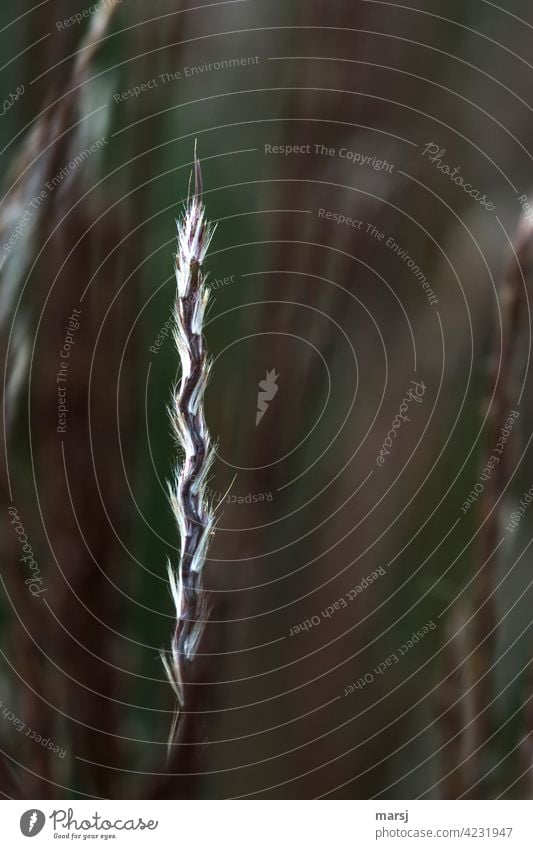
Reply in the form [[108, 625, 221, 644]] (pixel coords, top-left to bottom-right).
[[162, 149, 216, 752]]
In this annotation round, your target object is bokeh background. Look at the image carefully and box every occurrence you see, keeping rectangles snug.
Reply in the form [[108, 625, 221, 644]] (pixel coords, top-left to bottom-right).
[[1, 0, 533, 799]]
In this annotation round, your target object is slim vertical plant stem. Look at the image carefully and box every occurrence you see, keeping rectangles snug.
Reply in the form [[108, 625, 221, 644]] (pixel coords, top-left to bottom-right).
[[520, 659, 533, 797], [435, 215, 529, 799], [162, 150, 216, 795], [466, 214, 529, 795], [434, 610, 468, 799]]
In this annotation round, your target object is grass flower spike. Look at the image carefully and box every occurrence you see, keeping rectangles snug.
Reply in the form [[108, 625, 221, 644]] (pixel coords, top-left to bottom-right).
[[163, 150, 216, 750]]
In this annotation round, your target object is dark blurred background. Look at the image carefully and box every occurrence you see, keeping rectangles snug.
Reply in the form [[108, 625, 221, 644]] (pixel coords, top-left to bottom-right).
[[1, 0, 533, 799]]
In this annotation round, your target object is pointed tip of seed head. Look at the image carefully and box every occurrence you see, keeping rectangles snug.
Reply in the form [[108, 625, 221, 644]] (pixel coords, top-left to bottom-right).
[[186, 139, 203, 208], [193, 139, 203, 201], [176, 153, 217, 287]]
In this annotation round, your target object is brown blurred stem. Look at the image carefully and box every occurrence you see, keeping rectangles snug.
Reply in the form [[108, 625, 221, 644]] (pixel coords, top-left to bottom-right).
[[467, 216, 529, 795]]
